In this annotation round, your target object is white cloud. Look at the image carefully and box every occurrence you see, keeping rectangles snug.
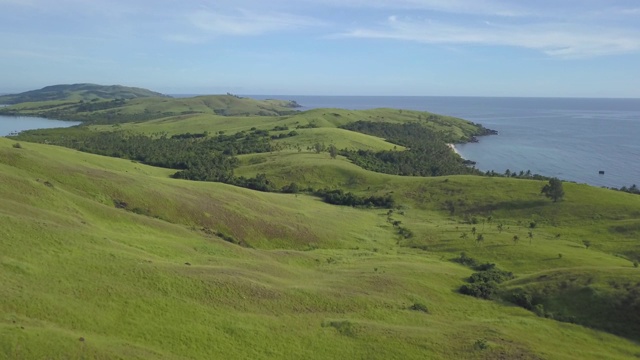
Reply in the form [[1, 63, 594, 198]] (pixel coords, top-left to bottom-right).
[[338, 17, 640, 58], [187, 9, 325, 36]]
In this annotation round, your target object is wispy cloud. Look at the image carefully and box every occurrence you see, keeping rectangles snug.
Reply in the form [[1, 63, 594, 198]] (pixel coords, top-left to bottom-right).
[[187, 9, 325, 36], [300, 0, 528, 17], [338, 16, 640, 58]]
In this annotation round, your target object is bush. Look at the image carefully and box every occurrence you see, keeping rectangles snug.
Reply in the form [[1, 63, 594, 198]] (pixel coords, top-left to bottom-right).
[[452, 252, 478, 267], [12, 142, 22, 149], [473, 338, 489, 350], [468, 268, 514, 284], [409, 302, 429, 313], [460, 282, 499, 299]]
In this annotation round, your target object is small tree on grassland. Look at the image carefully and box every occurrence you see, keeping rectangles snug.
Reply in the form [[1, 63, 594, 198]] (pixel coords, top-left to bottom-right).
[[541, 177, 565, 202]]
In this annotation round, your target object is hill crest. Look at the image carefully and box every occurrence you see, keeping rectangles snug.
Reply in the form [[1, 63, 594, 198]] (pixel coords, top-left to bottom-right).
[[0, 83, 169, 104]]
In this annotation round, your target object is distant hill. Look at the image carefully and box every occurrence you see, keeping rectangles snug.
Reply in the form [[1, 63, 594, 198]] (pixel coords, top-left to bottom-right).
[[0, 90, 301, 123], [0, 83, 169, 104]]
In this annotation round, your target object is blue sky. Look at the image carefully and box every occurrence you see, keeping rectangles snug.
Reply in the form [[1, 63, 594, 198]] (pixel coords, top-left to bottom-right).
[[1, 0, 640, 97]]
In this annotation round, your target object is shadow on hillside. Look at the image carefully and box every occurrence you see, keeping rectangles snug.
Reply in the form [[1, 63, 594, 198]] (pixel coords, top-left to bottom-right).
[[468, 200, 548, 213]]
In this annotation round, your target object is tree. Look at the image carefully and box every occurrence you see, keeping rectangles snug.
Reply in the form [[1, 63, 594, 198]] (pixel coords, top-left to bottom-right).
[[328, 144, 338, 159], [476, 233, 484, 246], [471, 226, 477, 235], [541, 177, 565, 202], [583, 240, 591, 249], [460, 232, 468, 240], [528, 231, 534, 244], [512, 235, 519, 245]]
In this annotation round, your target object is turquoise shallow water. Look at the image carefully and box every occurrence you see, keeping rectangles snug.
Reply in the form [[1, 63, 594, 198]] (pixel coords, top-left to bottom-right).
[[249, 96, 640, 188]]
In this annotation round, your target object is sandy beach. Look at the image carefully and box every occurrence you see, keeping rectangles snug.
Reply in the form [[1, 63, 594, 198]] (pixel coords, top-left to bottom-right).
[[447, 143, 461, 157]]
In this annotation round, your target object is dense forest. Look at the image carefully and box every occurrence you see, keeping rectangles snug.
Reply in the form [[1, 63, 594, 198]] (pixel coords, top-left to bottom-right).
[[339, 121, 482, 176]]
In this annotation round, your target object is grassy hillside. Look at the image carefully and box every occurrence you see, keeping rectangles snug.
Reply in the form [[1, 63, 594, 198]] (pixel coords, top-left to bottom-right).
[[0, 91, 300, 123], [0, 83, 168, 104], [2, 138, 640, 360], [2, 90, 640, 359]]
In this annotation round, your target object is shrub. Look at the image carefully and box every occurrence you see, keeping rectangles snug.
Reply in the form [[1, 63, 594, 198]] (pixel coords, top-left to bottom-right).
[[323, 320, 356, 337], [473, 338, 489, 350], [634, 261, 639, 268], [12, 142, 22, 149], [409, 302, 429, 313], [460, 282, 498, 299], [452, 252, 478, 267]]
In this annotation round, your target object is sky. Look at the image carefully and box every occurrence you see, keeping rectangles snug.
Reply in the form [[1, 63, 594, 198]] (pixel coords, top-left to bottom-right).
[[1, 0, 640, 97]]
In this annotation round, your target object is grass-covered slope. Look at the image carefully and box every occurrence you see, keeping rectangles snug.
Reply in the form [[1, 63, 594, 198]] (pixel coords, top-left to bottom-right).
[[3, 139, 640, 359], [0, 83, 168, 104]]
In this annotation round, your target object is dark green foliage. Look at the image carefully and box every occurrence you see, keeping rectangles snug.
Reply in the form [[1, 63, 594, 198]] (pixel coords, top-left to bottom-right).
[[314, 189, 395, 208], [541, 177, 565, 202], [339, 121, 482, 177], [409, 302, 429, 313], [615, 184, 640, 195], [458, 261, 514, 300], [12, 142, 22, 149], [468, 268, 514, 284], [281, 182, 300, 194], [452, 252, 478, 267], [232, 173, 276, 192], [459, 282, 499, 300]]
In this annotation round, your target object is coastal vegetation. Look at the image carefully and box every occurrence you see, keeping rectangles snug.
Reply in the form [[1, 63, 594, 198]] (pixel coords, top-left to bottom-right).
[[1, 84, 639, 359]]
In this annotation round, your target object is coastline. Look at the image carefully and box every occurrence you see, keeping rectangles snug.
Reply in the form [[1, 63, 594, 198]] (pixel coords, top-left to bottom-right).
[[447, 143, 462, 158]]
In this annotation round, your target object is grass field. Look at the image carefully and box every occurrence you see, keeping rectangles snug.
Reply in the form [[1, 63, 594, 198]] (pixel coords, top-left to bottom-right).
[[2, 134, 640, 359], [2, 92, 640, 358]]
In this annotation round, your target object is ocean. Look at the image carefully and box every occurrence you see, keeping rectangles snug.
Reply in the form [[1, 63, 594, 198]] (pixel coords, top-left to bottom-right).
[[249, 96, 640, 189]]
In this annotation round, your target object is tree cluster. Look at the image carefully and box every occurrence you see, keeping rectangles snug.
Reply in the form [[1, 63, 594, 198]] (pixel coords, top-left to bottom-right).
[[339, 121, 482, 177]]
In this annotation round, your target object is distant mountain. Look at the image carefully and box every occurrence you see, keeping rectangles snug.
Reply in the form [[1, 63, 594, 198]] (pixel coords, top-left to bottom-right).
[[0, 83, 169, 104]]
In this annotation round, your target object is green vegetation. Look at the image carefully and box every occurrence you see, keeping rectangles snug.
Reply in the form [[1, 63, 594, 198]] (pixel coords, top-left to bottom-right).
[[541, 177, 565, 202], [1, 86, 640, 359], [0, 83, 168, 104]]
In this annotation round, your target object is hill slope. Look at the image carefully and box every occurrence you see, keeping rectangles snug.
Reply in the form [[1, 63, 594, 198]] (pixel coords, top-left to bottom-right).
[[2, 137, 640, 359], [0, 83, 169, 104]]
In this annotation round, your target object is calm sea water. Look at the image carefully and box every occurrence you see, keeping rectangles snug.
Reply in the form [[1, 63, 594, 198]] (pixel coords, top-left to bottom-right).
[[250, 96, 640, 188], [0, 115, 80, 137]]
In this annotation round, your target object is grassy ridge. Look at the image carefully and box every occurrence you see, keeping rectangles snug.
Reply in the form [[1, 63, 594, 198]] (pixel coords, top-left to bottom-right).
[[2, 138, 640, 359], [0, 83, 168, 104]]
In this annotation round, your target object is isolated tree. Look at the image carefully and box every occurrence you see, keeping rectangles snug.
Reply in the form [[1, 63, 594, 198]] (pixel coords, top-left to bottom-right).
[[583, 240, 591, 249], [460, 232, 468, 240], [528, 231, 534, 244], [328, 144, 338, 159], [476, 233, 485, 246], [497, 223, 504, 233], [512, 235, 519, 245], [541, 177, 565, 202], [313, 142, 325, 154], [471, 226, 477, 235]]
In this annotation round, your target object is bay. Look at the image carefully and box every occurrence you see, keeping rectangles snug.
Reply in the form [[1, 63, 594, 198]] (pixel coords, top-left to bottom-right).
[[249, 95, 640, 188], [0, 115, 80, 137]]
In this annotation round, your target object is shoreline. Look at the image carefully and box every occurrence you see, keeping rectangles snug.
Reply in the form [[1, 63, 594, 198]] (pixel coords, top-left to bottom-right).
[[447, 143, 462, 157]]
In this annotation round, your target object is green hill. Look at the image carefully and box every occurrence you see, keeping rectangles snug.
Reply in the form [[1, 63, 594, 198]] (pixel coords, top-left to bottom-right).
[[2, 91, 640, 359], [0, 90, 300, 123], [0, 83, 169, 104]]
